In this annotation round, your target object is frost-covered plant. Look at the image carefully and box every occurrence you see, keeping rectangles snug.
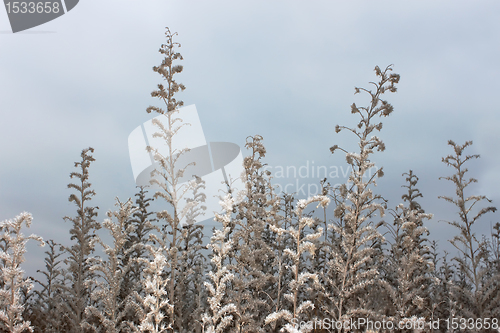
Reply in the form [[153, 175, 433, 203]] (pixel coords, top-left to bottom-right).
[[60, 147, 101, 333], [140, 248, 173, 333], [174, 176, 206, 333], [83, 198, 143, 333], [265, 195, 329, 333], [382, 171, 434, 328], [439, 140, 497, 319], [202, 195, 238, 333], [228, 135, 280, 332], [31, 240, 65, 333], [433, 250, 458, 331], [144, 28, 206, 329], [174, 222, 205, 333], [306, 179, 334, 324], [425, 240, 461, 331], [140, 179, 207, 333], [119, 186, 156, 329], [489, 223, 500, 274], [0, 212, 44, 333], [263, 193, 296, 333], [136, 180, 206, 333], [121, 186, 155, 295], [316, 178, 333, 269], [484, 223, 500, 318], [326, 65, 399, 328]]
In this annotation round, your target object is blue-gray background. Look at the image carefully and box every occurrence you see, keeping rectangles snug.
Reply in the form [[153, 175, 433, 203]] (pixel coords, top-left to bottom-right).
[[1, 1, 499, 276]]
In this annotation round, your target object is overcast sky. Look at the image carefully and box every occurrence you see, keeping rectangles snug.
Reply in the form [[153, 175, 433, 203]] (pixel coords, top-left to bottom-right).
[[1, 1, 500, 276]]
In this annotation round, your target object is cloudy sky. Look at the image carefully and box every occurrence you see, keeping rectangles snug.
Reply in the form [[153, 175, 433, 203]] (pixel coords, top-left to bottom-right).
[[1, 1, 499, 275]]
